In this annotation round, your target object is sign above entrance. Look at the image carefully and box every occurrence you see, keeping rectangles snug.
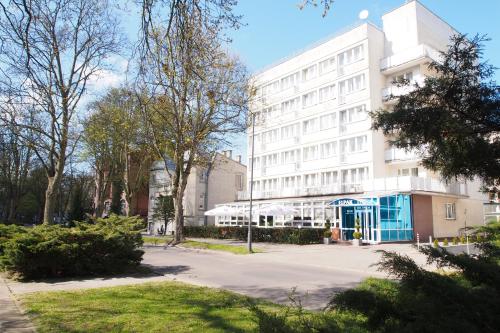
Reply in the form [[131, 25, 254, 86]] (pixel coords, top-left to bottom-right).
[[329, 198, 377, 206]]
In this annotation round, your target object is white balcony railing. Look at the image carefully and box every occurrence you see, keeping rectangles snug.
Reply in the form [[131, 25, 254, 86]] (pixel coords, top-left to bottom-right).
[[380, 44, 442, 72], [237, 176, 468, 200], [384, 148, 420, 162]]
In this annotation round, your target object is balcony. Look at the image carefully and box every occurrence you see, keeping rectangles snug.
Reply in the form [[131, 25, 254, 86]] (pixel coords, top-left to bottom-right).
[[237, 176, 468, 200], [384, 148, 420, 163], [380, 44, 441, 74]]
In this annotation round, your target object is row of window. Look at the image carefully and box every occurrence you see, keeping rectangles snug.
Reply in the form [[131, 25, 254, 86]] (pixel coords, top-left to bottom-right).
[[252, 134, 368, 167], [261, 44, 365, 96], [254, 104, 367, 145], [251, 167, 369, 191], [259, 74, 366, 120]]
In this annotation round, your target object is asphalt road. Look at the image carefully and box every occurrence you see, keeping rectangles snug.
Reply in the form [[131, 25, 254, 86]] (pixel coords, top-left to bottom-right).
[[142, 244, 393, 309]]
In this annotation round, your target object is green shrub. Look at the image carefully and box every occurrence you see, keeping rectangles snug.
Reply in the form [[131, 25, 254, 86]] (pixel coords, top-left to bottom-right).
[[183, 226, 322, 244], [323, 230, 332, 238], [452, 237, 458, 245], [0, 224, 26, 256], [0, 215, 145, 279], [460, 235, 466, 244], [443, 238, 449, 246], [433, 239, 439, 248]]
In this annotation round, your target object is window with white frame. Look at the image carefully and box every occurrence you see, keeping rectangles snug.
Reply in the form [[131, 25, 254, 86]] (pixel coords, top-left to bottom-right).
[[320, 113, 336, 130], [250, 156, 260, 169], [281, 97, 300, 113], [339, 104, 367, 128], [338, 74, 366, 97], [283, 176, 300, 188], [319, 84, 336, 103], [252, 180, 261, 191], [319, 56, 336, 75], [263, 178, 279, 191], [393, 71, 414, 84], [321, 141, 337, 158], [281, 72, 300, 90], [262, 129, 279, 143], [302, 64, 317, 81], [340, 135, 367, 154], [321, 171, 338, 186], [445, 203, 456, 219], [281, 149, 300, 164], [304, 173, 318, 187], [303, 145, 319, 161], [303, 118, 317, 134], [397, 167, 419, 177], [341, 167, 369, 185], [262, 105, 279, 119], [263, 153, 279, 166], [281, 123, 299, 140], [262, 80, 280, 96], [302, 91, 317, 108], [337, 44, 364, 68]]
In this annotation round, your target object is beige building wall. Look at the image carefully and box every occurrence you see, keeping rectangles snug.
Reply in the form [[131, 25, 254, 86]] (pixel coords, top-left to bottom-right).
[[431, 195, 485, 238], [148, 152, 246, 233]]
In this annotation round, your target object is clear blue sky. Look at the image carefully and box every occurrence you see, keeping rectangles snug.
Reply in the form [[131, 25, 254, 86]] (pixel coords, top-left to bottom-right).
[[222, 0, 500, 162]]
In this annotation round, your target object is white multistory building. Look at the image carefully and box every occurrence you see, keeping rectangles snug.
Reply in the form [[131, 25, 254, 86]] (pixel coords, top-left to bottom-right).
[[217, 1, 488, 243]]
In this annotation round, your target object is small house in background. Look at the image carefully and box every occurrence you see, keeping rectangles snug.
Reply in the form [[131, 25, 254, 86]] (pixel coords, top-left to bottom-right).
[[147, 151, 246, 234]]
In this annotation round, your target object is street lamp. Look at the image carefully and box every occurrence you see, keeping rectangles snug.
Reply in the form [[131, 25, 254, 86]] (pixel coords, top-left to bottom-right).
[[247, 112, 256, 253]]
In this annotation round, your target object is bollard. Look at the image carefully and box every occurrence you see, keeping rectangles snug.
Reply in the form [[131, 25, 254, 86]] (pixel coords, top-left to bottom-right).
[[429, 235, 432, 245], [417, 233, 420, 249]]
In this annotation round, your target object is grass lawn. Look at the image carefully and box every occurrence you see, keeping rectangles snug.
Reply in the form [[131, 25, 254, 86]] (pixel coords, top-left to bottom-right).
[[22, 281, 279, 333], [142, 235, 173, 246], [179, 240, 263, 255]]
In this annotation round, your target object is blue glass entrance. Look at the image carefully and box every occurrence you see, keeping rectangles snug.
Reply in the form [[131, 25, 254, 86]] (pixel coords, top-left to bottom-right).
[[379, 194, 413, 241]]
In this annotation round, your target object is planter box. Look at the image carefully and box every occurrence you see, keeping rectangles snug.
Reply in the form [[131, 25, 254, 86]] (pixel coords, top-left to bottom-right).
[[323, 237, 332, 245], [352, 239, 362, 246]]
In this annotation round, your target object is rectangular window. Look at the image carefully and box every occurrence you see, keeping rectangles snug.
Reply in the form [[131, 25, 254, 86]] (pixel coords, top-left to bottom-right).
[[411, 167, 419, 177], [338, 44, 364, 68], [319, 56, 336, 75], [320, 141, 337, 158], [262, 105, 279, 119], [262, 80, 280, 96], [262, 129, 279, 143], [281, 97, 300, 113], [339, 104, 366, 130], [339, 135, 367, 154], [320, 113, 336, 130], [445, 203, 456, 220], [303, 145, 319, 161], [283, 176, 300, 188], [235, 174, 243, 190], [393, 71, 414, 83], [281, 72, 300, 90], [338, 74, 366, 97], [304, 174, 318, 187], [302, 64, 317, 82], [281, 123, 299, 140], [263, 153, 279, 166], [318, 84, 336, 103], [281, 149, 300, 164], [321, 171, 338, 186], [302, 91, 317, 108], [199, 193, 205, 210], [303, 118, 317, 134]]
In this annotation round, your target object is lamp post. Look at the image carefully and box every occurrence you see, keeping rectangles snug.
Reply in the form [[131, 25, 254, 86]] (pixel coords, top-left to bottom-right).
[[247, 112, 256, 253]]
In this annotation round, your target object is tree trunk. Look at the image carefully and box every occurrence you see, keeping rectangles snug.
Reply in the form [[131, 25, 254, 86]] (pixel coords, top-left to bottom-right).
[[174, 188, 184, 242], [7, 195, 17, 223], [43, 175, 60, 224]]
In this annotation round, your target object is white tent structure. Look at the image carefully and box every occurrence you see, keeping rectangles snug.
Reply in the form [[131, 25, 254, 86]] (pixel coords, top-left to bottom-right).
[[204, 205, 244, 216], [253, 204, 298, 216]]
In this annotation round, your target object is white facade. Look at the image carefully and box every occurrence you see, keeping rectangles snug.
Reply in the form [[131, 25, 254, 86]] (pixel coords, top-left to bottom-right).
[[217, 1, 488, 242], [241, 0, 468, 201]]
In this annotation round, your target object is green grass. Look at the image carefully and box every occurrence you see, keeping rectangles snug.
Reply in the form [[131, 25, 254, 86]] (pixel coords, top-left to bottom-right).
[[22, 281, 278, 333], [180, 240, 263, 255], [142, 236, 172, 246]]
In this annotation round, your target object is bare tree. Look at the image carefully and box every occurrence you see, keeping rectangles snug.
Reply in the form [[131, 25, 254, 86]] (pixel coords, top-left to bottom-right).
[[0, 0, 122, 224], [138, 0, 252, 242]]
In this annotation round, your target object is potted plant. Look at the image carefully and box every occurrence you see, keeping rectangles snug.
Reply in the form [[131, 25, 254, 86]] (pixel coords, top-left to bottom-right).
[[352, 216, 362, 246], [323, 230, 332, 245]]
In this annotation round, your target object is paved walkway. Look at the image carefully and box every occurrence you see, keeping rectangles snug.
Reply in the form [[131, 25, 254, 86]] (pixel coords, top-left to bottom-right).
[[0, 276, 36, 333], [5, 242, 433, 310]]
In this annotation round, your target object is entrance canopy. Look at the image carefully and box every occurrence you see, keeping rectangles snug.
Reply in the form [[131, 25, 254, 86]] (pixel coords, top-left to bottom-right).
[[329, 197, 378, 207]]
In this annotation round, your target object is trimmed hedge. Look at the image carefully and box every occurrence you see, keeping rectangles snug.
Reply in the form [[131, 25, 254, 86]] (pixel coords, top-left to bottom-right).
[[184, 226, 322, 245], [0, 215, 145, 279]]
